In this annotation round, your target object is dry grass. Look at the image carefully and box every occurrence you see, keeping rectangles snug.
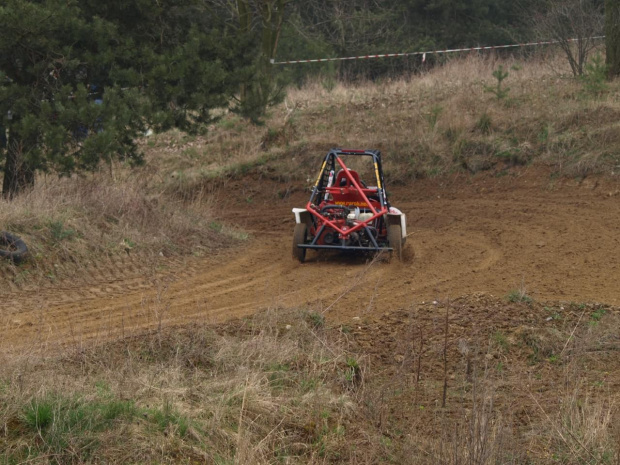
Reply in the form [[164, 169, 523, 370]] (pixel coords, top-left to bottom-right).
[[280, 50, 620, 180], [181, 49, 619, 187], [1, 298, 618, 464], [142, 49, 620, 205], [347, 296, 620, 465], [0, 307, 362, 464], [0, 164, 245, 286]]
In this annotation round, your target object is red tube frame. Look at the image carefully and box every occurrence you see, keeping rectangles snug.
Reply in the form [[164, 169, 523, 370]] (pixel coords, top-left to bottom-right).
[[305, 155, 388, 238]]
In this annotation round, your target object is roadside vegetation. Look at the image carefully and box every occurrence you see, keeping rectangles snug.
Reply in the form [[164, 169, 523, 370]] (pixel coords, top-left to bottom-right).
[[154, 49, 620, 188], [1, 297, 618, 464], [0, 168, 242, 287]]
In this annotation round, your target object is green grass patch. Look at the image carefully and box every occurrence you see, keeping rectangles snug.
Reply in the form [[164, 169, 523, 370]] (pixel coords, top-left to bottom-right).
[[506, 289, 533, 304], [13, 393, 137, 463]]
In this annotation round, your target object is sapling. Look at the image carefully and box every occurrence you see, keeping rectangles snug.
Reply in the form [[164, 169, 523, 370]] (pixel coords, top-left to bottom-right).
[[484, 65, 511, 100]]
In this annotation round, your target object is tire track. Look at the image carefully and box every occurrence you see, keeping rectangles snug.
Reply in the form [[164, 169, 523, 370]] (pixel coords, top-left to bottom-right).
[[2, 172, 620, 353]]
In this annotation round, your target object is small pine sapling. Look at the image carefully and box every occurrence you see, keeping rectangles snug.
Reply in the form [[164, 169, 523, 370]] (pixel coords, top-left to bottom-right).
[[580, 53, 609, 97], [484, 65, 511, 101]]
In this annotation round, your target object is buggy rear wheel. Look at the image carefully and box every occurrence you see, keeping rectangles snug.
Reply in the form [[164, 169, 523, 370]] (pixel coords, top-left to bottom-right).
[[293, 223, 308, 263], [387, 224, 402, 261]]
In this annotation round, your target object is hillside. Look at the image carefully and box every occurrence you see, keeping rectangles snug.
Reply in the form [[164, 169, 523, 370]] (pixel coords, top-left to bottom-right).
[[1, 53, 620, 463]]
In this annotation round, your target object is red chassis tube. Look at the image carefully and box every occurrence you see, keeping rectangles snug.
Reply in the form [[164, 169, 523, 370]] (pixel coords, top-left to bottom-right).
[[305, 155, 388, 238]]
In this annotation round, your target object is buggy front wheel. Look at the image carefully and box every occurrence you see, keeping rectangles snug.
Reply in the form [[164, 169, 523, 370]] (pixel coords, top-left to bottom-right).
[[292, 223, 308, 263]]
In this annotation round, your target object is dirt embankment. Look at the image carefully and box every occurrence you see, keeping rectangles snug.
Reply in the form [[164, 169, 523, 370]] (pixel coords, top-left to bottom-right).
[[2, 168, 620, 353]]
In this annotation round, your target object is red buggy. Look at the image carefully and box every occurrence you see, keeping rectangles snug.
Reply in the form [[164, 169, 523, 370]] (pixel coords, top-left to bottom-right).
[[292, 148, 406, 262]]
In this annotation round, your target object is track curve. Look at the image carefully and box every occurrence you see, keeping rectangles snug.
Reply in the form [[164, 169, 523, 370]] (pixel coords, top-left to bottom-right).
[[2, 169, 620, 353]]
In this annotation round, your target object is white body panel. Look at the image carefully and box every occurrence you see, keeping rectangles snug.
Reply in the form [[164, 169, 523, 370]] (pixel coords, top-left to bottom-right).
[[292, 208, 307, 224]]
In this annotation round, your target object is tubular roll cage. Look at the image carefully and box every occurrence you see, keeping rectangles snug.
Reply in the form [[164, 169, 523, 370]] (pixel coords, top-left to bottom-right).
[[301, 148, 392, 252]]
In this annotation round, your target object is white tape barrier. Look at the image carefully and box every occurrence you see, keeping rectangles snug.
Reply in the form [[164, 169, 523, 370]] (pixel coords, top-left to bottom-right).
[[271, 36, 605, 65]]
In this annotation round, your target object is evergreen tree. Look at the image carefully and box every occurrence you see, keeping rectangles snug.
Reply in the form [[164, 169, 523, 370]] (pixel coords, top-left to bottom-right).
[[285, 1, 407, 79], [206, 0, 291, 122], [281, 0, 536, 79], [0, 0, 244, 197]]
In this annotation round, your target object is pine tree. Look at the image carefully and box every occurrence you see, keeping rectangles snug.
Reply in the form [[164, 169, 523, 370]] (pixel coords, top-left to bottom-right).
[[207, 0, 290, 122], [0, 0, 244, 197]]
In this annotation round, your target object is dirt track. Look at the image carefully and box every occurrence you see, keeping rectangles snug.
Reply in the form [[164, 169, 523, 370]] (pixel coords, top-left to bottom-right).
[[2, 168, 620, 353]]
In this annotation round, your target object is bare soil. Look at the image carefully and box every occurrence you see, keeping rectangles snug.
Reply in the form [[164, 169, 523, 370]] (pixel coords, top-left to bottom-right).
[[2, 167, 620, 354]]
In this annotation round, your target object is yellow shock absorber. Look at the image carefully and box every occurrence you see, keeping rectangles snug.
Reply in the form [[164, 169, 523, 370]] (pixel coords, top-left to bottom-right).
[[374, 162, 382, 189], [315, 160, 327, 187]]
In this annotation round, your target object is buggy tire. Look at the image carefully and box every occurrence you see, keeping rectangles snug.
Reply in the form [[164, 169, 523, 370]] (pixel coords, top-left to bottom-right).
[[0, 231, 28, 263], [292, 223, 308, 263], [387, 224, 402, 262]]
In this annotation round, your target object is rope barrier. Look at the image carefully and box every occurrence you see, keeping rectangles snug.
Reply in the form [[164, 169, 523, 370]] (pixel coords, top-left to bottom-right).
[[271, 36, 606, 65]]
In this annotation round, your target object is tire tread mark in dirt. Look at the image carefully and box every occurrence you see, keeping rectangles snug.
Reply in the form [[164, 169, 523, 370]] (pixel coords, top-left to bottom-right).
[[3, 173, 620, 352]]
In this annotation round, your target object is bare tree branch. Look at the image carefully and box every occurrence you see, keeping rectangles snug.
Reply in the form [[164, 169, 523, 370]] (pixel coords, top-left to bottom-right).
[[530, 0, 604, 76]]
